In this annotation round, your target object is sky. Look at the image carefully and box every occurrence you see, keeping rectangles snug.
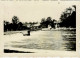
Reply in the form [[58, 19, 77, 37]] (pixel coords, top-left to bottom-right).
[[1, 1, 75, 23]]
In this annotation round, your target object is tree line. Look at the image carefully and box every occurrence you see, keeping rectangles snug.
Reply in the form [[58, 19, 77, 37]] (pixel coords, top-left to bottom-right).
[[40, 17, 56, 28], [4, 16, 27, 32], [59, 5, 76, 28], [4, 16, 39, 32], [4, 5, 76, 32]]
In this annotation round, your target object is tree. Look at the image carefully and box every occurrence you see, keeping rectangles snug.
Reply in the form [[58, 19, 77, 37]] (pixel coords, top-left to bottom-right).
[[40, 18, 46, 28], [59, 6, 76, 28], [46, 17, 52, 22], [12, 16, 19, 30], [40, 17, 55, 28], [41, 18, 46, 24], [17, 22, 23, 30], [12, 16, 19, 24], [51, 19, 56, 28], [4, 21, 10, 31], [46, 17, 52, 28]]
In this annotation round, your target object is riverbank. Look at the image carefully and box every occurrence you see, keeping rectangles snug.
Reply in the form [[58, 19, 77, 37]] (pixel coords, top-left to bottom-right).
[[4, 28, 76, 35], [4, 49, 34, 53], [42, 28, 76, 31], [4, 30, 28, 35]]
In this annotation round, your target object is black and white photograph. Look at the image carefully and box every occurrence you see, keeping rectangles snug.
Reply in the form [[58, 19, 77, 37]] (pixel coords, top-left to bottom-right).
[[3, 3, 76, 54]]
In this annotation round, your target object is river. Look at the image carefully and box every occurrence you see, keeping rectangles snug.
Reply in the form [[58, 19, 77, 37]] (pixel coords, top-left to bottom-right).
[[5, 29, 76, 51]]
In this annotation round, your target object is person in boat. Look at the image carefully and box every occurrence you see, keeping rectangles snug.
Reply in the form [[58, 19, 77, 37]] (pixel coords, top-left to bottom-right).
[[23, 28, 31, 36], [27, 29, 30, 36]]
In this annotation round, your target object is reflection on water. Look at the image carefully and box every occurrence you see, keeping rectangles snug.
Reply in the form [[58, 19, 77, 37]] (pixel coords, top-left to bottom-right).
[[5, 30, 76, 51]]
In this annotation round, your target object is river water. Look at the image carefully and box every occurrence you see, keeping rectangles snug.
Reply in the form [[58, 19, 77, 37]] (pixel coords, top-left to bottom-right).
[[5, 29, 76, 51]]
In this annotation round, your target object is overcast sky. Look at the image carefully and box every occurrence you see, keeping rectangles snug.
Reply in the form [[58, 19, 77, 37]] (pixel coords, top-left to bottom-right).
[[1, 1, 75, 23]]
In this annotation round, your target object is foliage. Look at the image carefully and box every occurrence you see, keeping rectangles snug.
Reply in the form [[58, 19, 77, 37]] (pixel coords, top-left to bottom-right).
[[40, 17, 56, 28], [4, 16, 28, 32], [59, 6, 76, 28]]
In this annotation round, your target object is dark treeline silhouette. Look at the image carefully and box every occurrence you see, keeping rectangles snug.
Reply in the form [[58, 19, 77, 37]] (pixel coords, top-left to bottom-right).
[[4, 16, 39, 32], [40, 5, 76, 28], [59, 5, 76, 28], [40, 17, 56, 29], [4, 16, 56, 32], [4, 5, 76, 32], [4, 16, 29, 32]]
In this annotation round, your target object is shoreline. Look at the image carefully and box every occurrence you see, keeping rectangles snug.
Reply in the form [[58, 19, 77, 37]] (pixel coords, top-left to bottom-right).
[[4, 28, 76, 35], [4, 49, 34, 53]]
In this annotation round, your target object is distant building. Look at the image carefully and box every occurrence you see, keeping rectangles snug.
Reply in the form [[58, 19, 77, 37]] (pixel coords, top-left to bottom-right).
[[31, 23, 41, 31]]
